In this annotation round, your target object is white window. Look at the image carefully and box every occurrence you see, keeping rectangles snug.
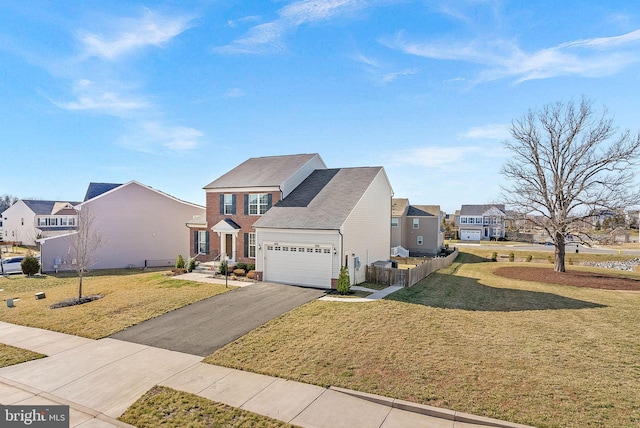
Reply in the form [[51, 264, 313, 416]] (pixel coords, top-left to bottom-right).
[[224, 194, 234, 215], [417, 236, 423, 245], [413, 218, 419, 229], [249, 194, 269, 215], [391, 218, 399, 228], [197, 231, 209, 254], [461, 217, 468, 224]]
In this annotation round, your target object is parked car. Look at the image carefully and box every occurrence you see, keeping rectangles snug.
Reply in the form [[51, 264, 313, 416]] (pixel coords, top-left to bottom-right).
[[1, 256, 25, 274]]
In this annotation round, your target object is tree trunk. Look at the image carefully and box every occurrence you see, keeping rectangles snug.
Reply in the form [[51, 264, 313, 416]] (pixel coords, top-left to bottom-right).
[[554, 233, 566, 272], [78, 271, 83, 301]]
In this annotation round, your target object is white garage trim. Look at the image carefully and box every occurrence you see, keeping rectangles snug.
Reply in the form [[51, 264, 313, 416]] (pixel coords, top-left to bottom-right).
[[263, 242, 334, 288]]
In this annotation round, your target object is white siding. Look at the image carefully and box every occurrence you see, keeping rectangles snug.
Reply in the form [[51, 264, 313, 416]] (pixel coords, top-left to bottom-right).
[[1, 201, 39, 245], [280, 155, 327, 198], [342, 169, 392, 285], [40, 182, 204, 272]]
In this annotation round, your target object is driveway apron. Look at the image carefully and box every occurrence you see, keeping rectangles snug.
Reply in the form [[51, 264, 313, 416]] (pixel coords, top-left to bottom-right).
[[110, 282, 326, 356]]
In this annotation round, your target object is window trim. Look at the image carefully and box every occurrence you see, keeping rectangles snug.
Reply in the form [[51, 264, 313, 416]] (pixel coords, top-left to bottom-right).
[[391, 218, 399, 228], [249, 193, 269, 215], [417, 235, 424, 245], [413, 218, 419, 229]]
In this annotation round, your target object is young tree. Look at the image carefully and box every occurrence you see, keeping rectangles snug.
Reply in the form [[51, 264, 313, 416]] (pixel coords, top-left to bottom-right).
[[67, 206, 103, 300], [501, 98, 640, 272]]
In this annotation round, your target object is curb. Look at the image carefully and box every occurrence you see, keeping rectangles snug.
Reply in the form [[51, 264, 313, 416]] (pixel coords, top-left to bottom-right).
[[329, 386, 535, 428]]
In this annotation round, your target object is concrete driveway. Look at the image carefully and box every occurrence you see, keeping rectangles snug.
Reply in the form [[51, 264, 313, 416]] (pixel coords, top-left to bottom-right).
[[111, 282, 326, 356]]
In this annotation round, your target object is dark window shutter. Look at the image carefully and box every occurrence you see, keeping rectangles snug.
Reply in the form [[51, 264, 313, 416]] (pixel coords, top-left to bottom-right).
[[267, 194, 272, 210], [205, 231, 210, 255], [231, 194, 236, 214], [193, 231, 198, 254], [219, 194, 224, 214], [244, 194, 249, 215], [244, 233, 248, 258]]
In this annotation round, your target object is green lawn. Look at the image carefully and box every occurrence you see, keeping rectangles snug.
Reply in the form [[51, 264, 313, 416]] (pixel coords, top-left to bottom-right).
[[206, 252, 640, 428], [0, 269, 232, 338]]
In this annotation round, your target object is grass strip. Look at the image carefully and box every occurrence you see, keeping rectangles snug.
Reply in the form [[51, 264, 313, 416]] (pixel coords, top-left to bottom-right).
[[0, 343, 45, 367], [119, 386, 296, 428]]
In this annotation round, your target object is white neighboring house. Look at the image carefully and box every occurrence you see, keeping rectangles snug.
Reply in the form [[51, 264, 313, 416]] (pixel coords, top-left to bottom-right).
[[1, 200, 79, 245], [253, 167, 393, 288], [38, 181, 204, 272], [458, 204, 507, 241]]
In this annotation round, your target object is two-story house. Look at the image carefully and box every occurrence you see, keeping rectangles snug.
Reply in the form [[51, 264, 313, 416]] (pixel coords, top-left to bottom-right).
[[391, 198, 444, 256], [1, 199, 79, 245], [190, 153, 327, 263], [458, 204, 507, 241]]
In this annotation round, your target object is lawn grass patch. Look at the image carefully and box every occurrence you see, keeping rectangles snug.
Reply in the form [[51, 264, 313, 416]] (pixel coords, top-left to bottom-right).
[[0, 344, 45, 367], [119, 386, 294, 428], [0, 270, 232, 338], [357, 282, 389, 291], [206, 251, 640, 428]]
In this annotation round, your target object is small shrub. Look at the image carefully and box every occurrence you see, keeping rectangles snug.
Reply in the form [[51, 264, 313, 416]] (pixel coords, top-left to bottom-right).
[[187, 257, 196, 272], [233, 268, 246, 277], [526, 255, 533, 262], [491, 252, 497, 262], [236, 262, 247, 271], [508, 252, 515, 262], [336, 266, 350, 295], [175, 254, 185, 269], [219, 260, 228, 274], [247, 270, 255, 280], [21, 254, 40, 276], [246, 263, 255, 271]]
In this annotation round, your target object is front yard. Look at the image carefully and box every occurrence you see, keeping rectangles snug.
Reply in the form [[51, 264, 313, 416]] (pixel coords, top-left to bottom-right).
[[0, 269, 231, 339], [206, 252, 640, 428]]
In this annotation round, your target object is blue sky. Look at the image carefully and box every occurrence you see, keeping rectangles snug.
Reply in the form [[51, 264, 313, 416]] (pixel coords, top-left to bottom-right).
[[2, 0, 639, 213]]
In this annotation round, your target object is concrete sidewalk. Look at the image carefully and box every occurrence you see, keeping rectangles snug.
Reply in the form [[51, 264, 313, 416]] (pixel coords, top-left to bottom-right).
[[0, 322, 533, 428]]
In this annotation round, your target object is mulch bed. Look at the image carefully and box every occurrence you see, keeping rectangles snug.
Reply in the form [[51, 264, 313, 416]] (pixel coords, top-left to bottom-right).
[[49, 294, 104, 309], [494, 266, 640, 291]]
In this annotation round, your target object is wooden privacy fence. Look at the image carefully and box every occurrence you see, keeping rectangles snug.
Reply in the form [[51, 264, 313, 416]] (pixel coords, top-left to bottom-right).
[[366, 248, 458, 287]]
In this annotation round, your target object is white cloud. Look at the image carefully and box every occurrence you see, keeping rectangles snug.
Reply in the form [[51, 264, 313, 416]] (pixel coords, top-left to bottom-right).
[[383, 28, 640, 83], [381, 67, 418, 83], [52, 79, 148, 116], [215, 0, 389, 54], [119, 121, 204, 153], [78, 9, 193, 60], [459, 123, 510, 140], [223, 88, 245, 98], [227, 15, 262, 28]]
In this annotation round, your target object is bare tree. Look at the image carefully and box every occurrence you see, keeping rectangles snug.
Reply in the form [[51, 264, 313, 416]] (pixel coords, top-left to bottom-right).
[[67, 206, 103, 300], [501, 98, 640, 272]]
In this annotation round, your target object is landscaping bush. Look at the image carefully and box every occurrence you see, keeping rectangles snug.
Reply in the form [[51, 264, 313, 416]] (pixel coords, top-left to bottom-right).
[[233, 268, 246, 277], [246, 263, 255, 271], [219, 260, 228, 274], [336, 266, 350, 295], [236, 262, 247, 271], [175, 254, 185, 269], [187, 257, 196, 272], [526, 254, 533, 262], [508, 252, 515, 262], [491, 252, 497, 262], [21, 254, 40, 276]]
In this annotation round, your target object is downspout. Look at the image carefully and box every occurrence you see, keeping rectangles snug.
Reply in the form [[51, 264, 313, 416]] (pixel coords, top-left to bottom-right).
[[338, 228, 344, 288]]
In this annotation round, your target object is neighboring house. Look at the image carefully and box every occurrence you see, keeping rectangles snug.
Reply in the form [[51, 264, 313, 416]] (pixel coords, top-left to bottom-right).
[[253, 167, 393, 288], [1, 199, 79, 245], [458, 204, 507, 241], [391, 198, 444, 256], [38, 181, 204, 272], [190, 153, 327, 263]]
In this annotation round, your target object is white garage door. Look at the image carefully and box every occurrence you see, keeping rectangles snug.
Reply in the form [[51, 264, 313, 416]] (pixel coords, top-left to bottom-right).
[[461, 230, 481, 241], [264, 244, 333, 288]]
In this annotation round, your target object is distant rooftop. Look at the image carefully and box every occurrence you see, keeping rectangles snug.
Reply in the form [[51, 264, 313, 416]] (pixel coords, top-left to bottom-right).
[[84, 183, 122, 201]]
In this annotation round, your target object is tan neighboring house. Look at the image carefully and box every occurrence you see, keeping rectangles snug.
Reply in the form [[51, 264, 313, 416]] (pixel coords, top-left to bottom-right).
[[391, 198, 444, 256], [38, 181, 204, 272]]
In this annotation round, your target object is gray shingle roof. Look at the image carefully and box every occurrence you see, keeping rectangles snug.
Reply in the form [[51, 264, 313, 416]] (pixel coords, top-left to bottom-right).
[[203, 154, 322, 189], [407, 206, 436, 217], [22, 200, 57, 215], [84, 183, 122, 201], [460, 204, 506, 215], [253, 167, 383, 230]]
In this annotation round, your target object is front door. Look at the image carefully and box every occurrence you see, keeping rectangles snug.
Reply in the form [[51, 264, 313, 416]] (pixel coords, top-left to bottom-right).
[[225, 234, 233, 260]]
